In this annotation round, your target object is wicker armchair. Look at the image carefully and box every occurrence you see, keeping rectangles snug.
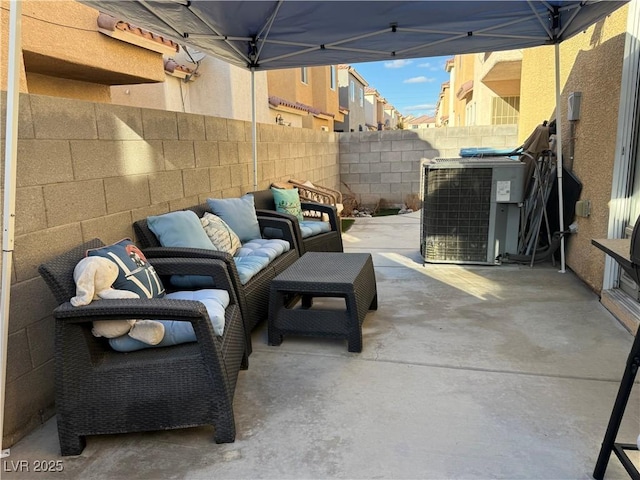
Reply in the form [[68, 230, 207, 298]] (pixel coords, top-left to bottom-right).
[[38, 239, 247, 456], [252, 189, 344, 254]]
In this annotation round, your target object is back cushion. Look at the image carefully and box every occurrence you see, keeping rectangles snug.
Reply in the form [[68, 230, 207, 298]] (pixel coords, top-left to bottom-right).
[[147, 210, 215, 250], [207, 194, 261, 243]]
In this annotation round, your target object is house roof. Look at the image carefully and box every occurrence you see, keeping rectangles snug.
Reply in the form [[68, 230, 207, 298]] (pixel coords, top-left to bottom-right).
[[97, 13, 179, 55], [164, 59, 195, 78], [269, 96, 334, 118], [456, 80, 474, 100], [406, 115, 435, 124], [337, 64, 368, 86]]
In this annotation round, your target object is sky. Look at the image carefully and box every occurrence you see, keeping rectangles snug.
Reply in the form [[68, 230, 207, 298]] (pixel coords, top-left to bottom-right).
[[351, 56, 451, 120]]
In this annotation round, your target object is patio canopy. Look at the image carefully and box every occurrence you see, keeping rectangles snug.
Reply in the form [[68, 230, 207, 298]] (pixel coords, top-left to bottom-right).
[[79, 1, 627, 71]]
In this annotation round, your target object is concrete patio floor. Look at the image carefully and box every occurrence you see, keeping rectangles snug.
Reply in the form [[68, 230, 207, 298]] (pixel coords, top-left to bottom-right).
[[3, 211, 639, 479]]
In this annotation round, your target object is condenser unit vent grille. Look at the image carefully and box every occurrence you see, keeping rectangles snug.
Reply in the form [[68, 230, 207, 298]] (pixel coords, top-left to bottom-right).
[[423, 167, 493, 263]]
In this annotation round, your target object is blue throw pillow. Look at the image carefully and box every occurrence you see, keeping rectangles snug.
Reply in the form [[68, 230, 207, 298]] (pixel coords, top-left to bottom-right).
[[271, 187, 303, 222], [87, 239, 165, 299], [207, 194, 261, 243], [147, 211, 222, 290], [147, 210, 215, 250]]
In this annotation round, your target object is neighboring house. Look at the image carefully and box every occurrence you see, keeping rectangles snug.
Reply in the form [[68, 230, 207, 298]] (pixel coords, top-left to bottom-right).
[[434, 80, 451, 127], [383, 104, 400, 129], [266, 65, 342, 130], [0, 2, 170, 99], [112, 50, 272, 124], [405, 115, 436, 129], [450, 54, 475, 126], [364, 86, 382, 130], [475, 50, 522, 126], [434, 58, 454, 127], [446, 50, 522, 127], [335, 64, 368, 132], [0, 2, 272, 123], [364, 86, 399, 130]]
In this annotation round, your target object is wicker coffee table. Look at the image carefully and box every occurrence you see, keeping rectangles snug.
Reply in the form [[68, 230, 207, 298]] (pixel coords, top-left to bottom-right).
[[268, 252, 378, 352]]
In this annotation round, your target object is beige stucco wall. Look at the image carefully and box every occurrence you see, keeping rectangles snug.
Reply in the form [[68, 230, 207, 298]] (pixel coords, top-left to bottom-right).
[[0, 92, 340, 449], [310, 66, 339, 118], [21, 0, 165, 82], [112, 57, 272, 124], [268, 67, 313, 107], [26, 72, 111, 102], [519, 5, 628, 293], [0, 1, 30, 92], [472, 54, 493, 126], [110, 81, 169, 111]]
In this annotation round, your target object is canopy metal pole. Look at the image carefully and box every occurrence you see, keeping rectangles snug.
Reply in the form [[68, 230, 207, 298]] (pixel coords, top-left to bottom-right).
[[251, 68, 258, 191], [554, 42, 566, 273], [1, 0, 23, 452]]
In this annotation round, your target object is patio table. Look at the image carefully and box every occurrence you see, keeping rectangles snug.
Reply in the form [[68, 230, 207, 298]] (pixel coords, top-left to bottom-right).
[[268, 252, 377, 352]]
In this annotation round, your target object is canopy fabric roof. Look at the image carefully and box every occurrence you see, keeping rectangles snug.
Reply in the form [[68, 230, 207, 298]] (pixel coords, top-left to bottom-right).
[[80, 1, 628, 71]]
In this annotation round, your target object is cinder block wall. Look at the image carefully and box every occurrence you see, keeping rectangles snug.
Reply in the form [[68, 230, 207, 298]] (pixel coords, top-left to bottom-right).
[[0, 92, 339, 448], [338, 125, 519, 208]]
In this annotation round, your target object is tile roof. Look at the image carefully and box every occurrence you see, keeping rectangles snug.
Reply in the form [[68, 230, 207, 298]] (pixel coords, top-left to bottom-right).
[[456, 80, 474, 100], [406, 114, 435, 124], [164, 59, 195, 78], [97, 13, 179, 54], [269, 96, 334, 118]]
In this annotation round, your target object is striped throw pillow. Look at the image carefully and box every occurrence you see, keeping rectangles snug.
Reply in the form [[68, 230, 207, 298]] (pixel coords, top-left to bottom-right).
[[200, 212, 241, 255]]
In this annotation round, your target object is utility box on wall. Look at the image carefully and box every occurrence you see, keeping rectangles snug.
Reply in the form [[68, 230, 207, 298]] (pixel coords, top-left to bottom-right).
[[420, 158, 526, 265], [568, 92, 582, 121]]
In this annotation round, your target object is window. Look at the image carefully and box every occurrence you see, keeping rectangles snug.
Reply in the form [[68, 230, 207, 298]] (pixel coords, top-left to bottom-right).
[[465, 102, 476, 126], [350, 80, 355, 102], [359, 87, 364, 107], [330, 66, 336, 90], [301, 67, 308, 84], [491, 96, 520, 124]]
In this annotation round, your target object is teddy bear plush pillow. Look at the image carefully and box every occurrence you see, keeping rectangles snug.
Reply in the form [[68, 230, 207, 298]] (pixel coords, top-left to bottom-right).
[[76, 239, 228, 353]]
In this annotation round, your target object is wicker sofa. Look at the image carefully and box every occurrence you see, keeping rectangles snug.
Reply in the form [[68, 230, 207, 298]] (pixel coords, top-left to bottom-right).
[[252, 189, 344, 254], [133, 203, 299, 352], [38, 239, 247, 456]]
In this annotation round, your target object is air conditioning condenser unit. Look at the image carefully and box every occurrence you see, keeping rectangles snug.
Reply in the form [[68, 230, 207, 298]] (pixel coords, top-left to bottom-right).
[[420, 157, 526, 265]]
